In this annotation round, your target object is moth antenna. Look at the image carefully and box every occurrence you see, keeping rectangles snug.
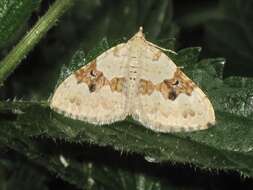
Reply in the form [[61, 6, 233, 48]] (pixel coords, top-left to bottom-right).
[[146, 41, 177, 55]]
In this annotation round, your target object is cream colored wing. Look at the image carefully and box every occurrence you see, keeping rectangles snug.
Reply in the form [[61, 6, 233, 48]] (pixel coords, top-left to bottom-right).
[[50, 43, 129, 124], [132, 45, 215, 132]]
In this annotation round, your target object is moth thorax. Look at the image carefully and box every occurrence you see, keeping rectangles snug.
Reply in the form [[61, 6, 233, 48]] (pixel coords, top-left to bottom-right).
[[126, 58, 139, 113]]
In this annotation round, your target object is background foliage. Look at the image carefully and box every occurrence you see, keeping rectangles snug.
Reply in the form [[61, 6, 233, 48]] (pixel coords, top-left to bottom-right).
[[0, 0, 253, 189]]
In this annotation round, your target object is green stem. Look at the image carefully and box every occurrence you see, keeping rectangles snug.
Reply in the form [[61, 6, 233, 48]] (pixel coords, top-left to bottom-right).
[[0, 0, 74, 84]]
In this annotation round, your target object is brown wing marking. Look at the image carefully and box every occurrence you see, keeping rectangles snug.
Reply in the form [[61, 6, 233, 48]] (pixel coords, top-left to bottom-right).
[[138, 68, 196, 100], [74, 60, 126, 93]]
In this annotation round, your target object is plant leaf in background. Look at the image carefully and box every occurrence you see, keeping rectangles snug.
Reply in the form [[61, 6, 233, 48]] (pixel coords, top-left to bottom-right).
[[0, 0, 177, 100], [174, 0, 253, 77], [0, 130, 188, 190], [1, 0, 253, 189], [1, 44, 253, 181], [0, 158, 49, 190], [0, 0, 41, 50]]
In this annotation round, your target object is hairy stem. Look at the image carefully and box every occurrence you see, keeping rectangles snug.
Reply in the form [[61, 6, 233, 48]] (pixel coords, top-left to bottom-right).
[[0, 0, 74, 84]]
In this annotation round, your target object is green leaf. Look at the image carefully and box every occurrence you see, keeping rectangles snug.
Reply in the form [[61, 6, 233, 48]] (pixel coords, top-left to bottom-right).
[[83, 163, 170, 190], [224, 76, 253, 89], [0, 126, 174, 190], [1, 46, 253, 179], [0, 157, 49, 190], [0, 0, 41, 49], [171, 47, 202, 67], [2, 102, 253, 175]]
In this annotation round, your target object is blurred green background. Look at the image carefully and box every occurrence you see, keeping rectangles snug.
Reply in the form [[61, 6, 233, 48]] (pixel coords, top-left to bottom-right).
[[0, 0, 253, 189], [1, 0, 253, 100]]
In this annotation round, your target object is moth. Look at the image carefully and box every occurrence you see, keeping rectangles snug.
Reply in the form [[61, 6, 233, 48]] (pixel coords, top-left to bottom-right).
[[50, 27, 215, 133]]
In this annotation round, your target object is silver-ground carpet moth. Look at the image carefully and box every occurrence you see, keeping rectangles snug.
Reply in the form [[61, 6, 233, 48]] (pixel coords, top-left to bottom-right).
[[50, 27, 215, 133]]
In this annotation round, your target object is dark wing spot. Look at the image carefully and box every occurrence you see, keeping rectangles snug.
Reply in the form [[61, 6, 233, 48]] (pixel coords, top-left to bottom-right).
[[172, 80, 179, 86], [90, 70, 96, 77], [168, 90, 177, 100], [88, 83, 96, 93]]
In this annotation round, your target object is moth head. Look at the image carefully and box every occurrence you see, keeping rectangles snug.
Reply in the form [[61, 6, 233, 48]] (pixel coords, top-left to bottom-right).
[[130, 26, 146, 41]]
